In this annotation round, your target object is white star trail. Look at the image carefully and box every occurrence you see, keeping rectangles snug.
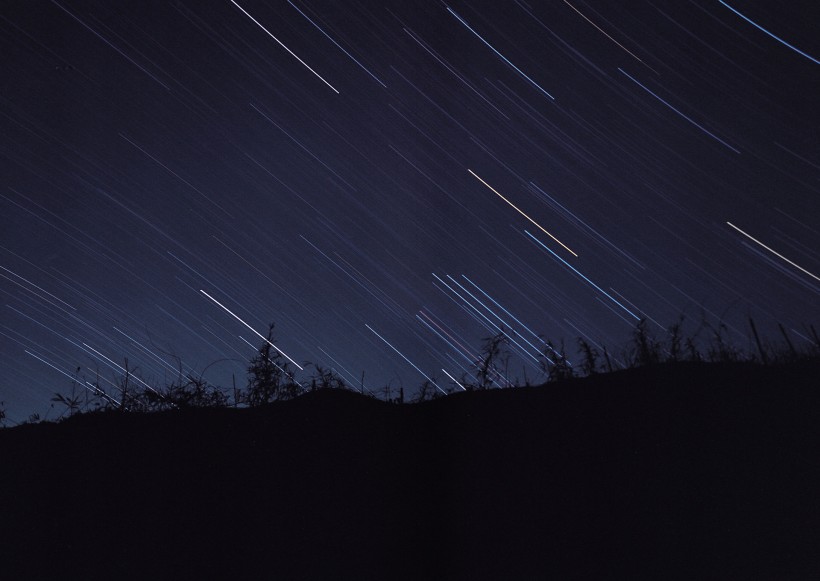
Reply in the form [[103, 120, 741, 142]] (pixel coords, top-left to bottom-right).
[[228, 0, 339, 93], [563, 0, 657, 74], [727, 222, 820, 283], [200, 289, 304, 371], [446, 6, 555, 101], [365, 324, 445, 394], [285, 0, 386, 88], [468, 169, 578, 257], [49, 0, 171, 90], [525, 230, 640, 321]]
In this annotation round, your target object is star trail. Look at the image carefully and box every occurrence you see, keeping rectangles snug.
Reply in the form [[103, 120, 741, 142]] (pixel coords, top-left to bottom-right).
[[1, 0, 818, 422]]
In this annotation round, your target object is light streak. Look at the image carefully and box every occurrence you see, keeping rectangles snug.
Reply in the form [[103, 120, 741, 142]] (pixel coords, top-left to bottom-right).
[[199, 326, 249, 364], [113, 326, 185, 376], [468, 169, 578, 257], [91, 187, 192, 255], [434, 273, 506, 337], [200, 289, 304, 370], [417, 310, 477, 362], [441, 368, 467, 391], [81, 342, 159, 394], [403, 27, 511, 120], [525, 230, 640, 320], [300, 236, 404, 318], [461, 275, 542, 343], [0, 265, 76, 312], [237, 336, 295, 380], [316, 346, 373, 394], [460, 275, 544, 355], [365, 324, 445, 394], [286, 0, 386, 87], [595, 296, 638, 326], [80, 373, 123, 406], [445, 275, 540, 361], [727, 222, 820, 282], [25, 350, 79, 383], [618, 68, 741, 154], [251, 104, 355, 190], [120, 134, 232, 215], [607, 287, 663, 329], [50, 0, 171, 90], [740, 243, 820, 294], [432, 275, 499, 333], [719, 1, 820, 65], [446, 7, 555, 100], [228, 0, 339, 93], [444, 352, 480, 384], [528, 182, 646, 269], [563, 0, 655, 72], [514, 0, 610, 78], [5, 305, 73, 348], [430, 276, 536, 383]]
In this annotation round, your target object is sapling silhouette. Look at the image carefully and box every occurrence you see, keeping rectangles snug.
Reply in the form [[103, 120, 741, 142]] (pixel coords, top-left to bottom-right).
[[601, 345, 615, 373], [25, 315, 820, 425], [472, 331, 509, 390], [631, 319, 661, 367], [308, 365, 347, 391], [142, 374, 228, 410], [245, 323, 301, 405], [666, 316, 685, 363], [51, 391, 82, 419], [120, 357, 130, 412], [414, 380, 439, 402], [704, 320, 742, 362], [577, 338, 599, 376], [749, 317, 768, 364], [778, 323, 798, 361], [542, 339, 573, 382]]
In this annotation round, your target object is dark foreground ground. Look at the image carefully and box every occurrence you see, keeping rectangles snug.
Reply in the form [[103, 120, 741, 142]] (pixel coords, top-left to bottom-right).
[[2, 360, 820, 580]]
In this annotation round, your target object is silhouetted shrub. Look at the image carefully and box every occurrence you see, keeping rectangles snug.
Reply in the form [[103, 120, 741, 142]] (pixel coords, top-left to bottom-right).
[[243, 323, 302, 405], [630, 319, 661, 367], [308, 365, 347, 391], [470, 331, 509, 390], [25, 316, 820, 424], [133, 374, 229, 410], [578, 338, 600, 376], [543, 340, 573, 382]]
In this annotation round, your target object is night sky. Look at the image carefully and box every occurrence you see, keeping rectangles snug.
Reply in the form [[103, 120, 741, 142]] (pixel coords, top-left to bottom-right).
[[2, 0, 818, 422]]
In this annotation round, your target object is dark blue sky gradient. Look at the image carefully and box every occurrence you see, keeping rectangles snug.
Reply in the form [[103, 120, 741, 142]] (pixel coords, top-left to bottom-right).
[[2, 0, 818, 421]]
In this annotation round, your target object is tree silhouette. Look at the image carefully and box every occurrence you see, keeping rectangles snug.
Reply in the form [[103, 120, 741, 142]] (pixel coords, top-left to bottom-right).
[[246, 323, 300, 405], [473, 331, 508, 390]]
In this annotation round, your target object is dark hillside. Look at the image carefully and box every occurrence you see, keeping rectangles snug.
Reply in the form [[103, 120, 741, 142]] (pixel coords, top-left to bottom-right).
[[2, 360, 820, 580]]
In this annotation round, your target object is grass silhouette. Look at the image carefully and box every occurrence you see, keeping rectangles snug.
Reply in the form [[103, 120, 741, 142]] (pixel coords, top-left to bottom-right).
[[8, 315, 818, 421], [1, 318, 819, 579]]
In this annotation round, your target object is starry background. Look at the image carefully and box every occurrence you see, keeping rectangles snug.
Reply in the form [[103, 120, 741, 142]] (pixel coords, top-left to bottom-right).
[[1, 0, 818, 422]]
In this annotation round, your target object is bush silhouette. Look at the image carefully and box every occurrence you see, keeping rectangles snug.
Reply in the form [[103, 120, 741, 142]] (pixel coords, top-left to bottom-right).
[[5, 315, 817, 426], [244, 323, 302, 405]]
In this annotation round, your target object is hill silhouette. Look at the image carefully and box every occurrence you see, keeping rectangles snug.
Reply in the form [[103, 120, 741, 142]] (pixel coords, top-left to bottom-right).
[[2, 359, 820, 580]]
